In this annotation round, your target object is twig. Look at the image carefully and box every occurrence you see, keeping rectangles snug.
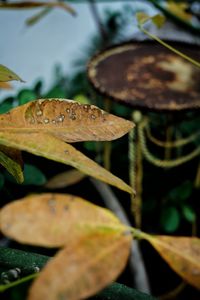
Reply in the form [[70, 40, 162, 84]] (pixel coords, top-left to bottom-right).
[[90, 178, 151, 293]]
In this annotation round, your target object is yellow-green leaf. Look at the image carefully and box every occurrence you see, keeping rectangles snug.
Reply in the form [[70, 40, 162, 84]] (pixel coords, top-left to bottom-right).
[[0, 1, 76, 16], [0, 65, 24, 83], [0, 132, 133, 193], [151, 14, 166, 28], [28, 231, 132, 300], [0, 193, 128, 247], [0, 145, 23, 183], [45, 169, 86, 189], [167, 1, 192, 21], [136, 12, 150, 25], [0, 99, 134, 142], [145, 235, 200, 289]]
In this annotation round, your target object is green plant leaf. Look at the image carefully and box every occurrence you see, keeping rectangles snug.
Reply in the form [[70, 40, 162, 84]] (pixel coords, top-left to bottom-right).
[[0, 65, 24, 83], [18, 89, 37, 105], [23, 164, 46, 186], [0, 97, 14, 114], [44, 87, 66, 98], [160, 206, 180, 232], [168, 181, 193, 202], [0, 146, 23, 184], [0, 172, 5, 190], [74, 94, 90, 105], [0, 193, 127, 247], [28, 231, 132, 300], [182, 205, 196, 223]]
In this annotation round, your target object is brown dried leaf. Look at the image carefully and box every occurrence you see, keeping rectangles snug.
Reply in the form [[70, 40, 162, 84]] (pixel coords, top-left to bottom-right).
[[146, 235, 200, 289], [45, 169, 86, 189], [28, 231, 132, 300], [0, 99, 134, 142], [0, 82, 12, 89], [0, 193, 128, 247], [0, 1, 76, 16], [0, 132, 133, 193]]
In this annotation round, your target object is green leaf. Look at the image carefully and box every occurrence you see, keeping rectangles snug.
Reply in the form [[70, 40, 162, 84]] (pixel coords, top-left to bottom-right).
[[74, 94, 90, 105], [0, 65, 24, 83], [0, 172, 5, 190], [136, 12, 150, 25], [23, 164, 46, 186], [18, 89, 37, 105], [168, 181, 193, 202], [0, 146, 24, 184], [44, 86, 66, 98], [0, 97, 14, 114], [151, 14, 166, 28], [160, 206, 180, 232], [182, 205, 196, 223]]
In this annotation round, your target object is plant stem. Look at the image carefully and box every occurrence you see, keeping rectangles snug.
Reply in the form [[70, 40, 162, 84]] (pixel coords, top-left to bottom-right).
[[0, 273, 38, 292], [139, 26, 200, 68]]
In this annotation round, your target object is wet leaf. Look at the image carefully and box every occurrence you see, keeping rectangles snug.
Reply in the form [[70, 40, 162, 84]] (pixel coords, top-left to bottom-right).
[[0, 65, 24, 83], [0, 1, 76, 16], [145, 235, 200, 289], [0, 97, 14, 114], [0, 82, 12, 90], [28, 231, 132, 300], [0, 99, 134, 143], [45, 169, 85, 189], [0, 145, 23, 184], [0, 193, 128, 247], [23, 164, 46, 186], [0, 132, 133, 193]]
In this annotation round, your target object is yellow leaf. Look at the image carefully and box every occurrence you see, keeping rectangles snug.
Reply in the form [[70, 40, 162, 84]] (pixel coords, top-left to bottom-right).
[[0, 145, 23, 183], [0, 82, 12, 90], [146, 235, 200, 289], [0, 193, 128, 247], [0, 64, 24, 82], [151, 14, 166, 29], [167, 1, 192, 21], [0, 1, 76, 16], [45, 169, 86, 189], [0, 132, 133, 193], [0, 99, 134, 142], [28, 231, 132, 300], [136, 12, 150, 25]]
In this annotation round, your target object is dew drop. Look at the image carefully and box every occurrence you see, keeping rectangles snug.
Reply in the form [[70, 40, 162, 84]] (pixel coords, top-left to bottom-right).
[[91, 114, 96, 120], [66, 108, 70, 113], [44, 118, 49, 124], [36, 110, 43, 116], [33, 266, 40, 273], [70, 115, 76, 120], [52, 119, 56, 124]]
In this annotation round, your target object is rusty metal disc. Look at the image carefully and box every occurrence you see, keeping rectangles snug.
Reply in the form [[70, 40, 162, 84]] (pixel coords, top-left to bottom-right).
[[87, 41, 200, 111]]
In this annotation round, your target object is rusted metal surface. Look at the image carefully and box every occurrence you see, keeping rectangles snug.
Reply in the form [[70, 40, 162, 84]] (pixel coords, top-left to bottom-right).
[[87, 41, 200, 111]]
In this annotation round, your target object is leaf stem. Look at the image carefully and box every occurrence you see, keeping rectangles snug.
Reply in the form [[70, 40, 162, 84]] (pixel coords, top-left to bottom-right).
[[0, 273, 38, 292], [139, 25, 200, 69]]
